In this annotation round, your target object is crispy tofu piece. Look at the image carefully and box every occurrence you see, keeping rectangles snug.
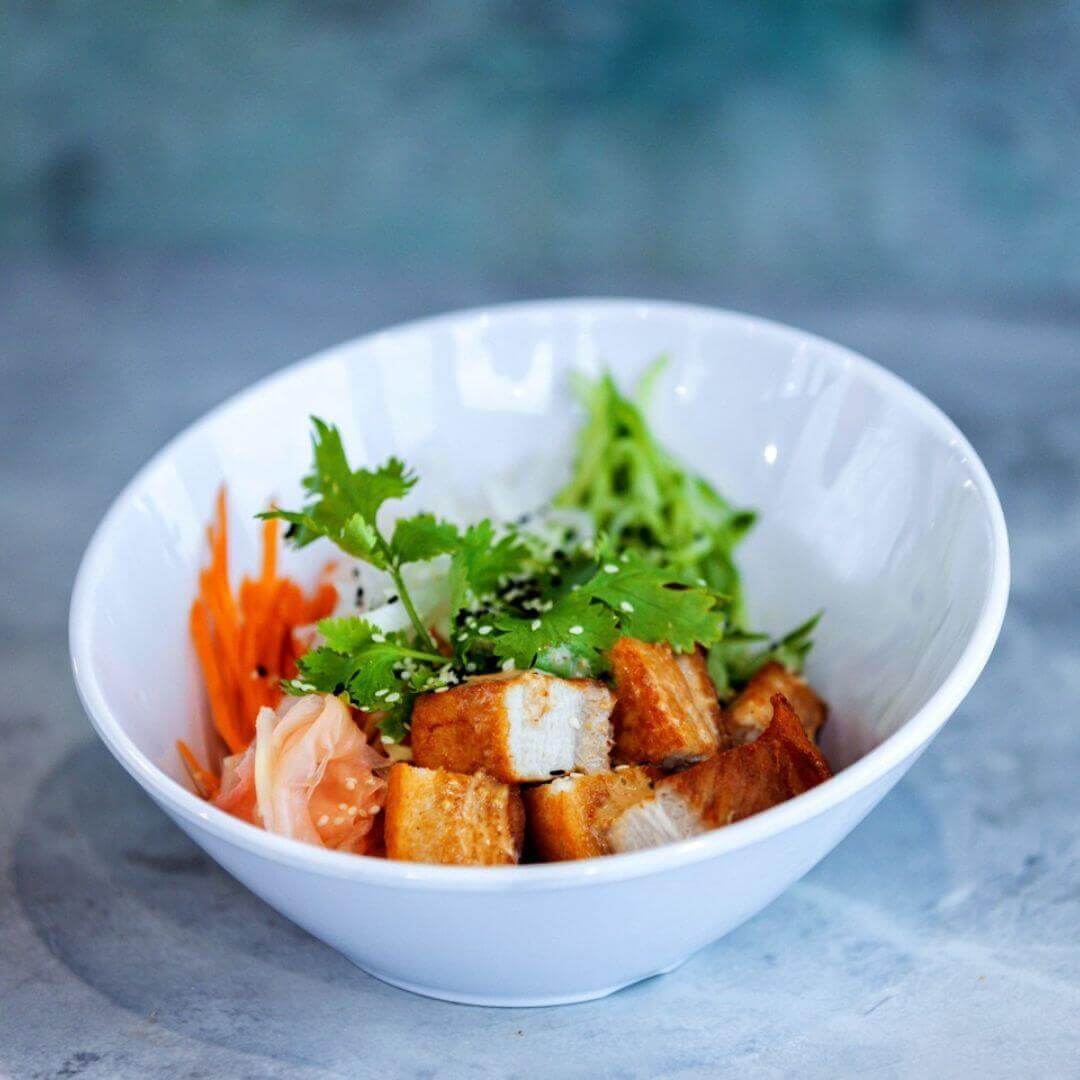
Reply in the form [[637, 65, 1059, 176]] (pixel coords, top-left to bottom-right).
[[725, 661, 827, 744], [383, 763, 524, 865], [610, 694, 832, 853], [524, 765, 661, 861], [610, 638, 721, 768], [410, 670, 615, 783]]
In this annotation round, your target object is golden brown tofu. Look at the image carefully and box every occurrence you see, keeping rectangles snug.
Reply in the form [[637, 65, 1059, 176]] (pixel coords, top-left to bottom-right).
[[724, 661, 827, 744], [383, 763, 525, 866], [410, 670, 614, 783], [524, 765, 661, 861], [610, 693, 832, 852], [610, 638, 721, 768]]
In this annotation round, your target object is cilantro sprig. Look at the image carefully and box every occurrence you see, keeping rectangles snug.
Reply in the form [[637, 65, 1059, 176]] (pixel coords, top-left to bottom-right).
[[284, 616, 456, 742], [259, 419, 458, 654]]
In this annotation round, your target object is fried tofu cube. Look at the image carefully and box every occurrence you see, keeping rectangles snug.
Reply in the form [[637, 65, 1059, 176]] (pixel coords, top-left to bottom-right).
[[725, 661, 827, 744], [524, 765, 661, 861], [383, 763, 525, 865], [410, 670, 615, 783], [610, 638, 721, 768], [610, 693, 832, 853]]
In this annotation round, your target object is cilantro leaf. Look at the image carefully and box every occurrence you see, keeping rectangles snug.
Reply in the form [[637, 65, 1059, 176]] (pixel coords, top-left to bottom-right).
[[317, 616, 380, 654], [282, 647, 357, 697], [390, 513, 460, 565], [582, 554, 725, 652], [491, 592, 618, 673], [283, 616, 453, 742], [449, 520, 531, 616]]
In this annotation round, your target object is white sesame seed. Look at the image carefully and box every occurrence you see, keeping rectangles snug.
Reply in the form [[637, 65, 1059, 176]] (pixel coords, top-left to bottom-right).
[[501, 659, 516, 671], [385, 692, 401, 704], [568, 625, 584, 635], [478, 625, 492, 636], [371, 633, 386, 643], [339, 803, 348, 810], [333, 816, 346, 826], [530, 619, 542, 630], [620, 601, 634, 613], [317, 814, 330, 827], [347, 806, 358, 816], [604, 563, 619, 574], [434, 685, 450, 693], [374, 688, 388, 698], [345, 777, 357, 790]]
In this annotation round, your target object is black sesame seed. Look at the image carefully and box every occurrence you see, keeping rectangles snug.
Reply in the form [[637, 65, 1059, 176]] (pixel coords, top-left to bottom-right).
[[255, 664, 268, 677], [549, 769, 566, 777]]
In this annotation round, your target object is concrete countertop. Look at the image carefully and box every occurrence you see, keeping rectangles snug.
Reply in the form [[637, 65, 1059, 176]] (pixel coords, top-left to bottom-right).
[[1, 257, 1076, 1078]]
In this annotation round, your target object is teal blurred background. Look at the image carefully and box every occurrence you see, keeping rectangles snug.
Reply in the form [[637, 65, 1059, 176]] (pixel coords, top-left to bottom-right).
[[5, 1, 1080, 302]]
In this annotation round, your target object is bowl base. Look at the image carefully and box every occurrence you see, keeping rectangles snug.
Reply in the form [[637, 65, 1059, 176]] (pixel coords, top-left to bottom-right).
[[354, 956, 691, 1008]]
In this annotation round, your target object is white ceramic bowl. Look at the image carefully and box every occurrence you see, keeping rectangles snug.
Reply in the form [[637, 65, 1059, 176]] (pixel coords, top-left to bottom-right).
[[70, 300, 1008, 1006]]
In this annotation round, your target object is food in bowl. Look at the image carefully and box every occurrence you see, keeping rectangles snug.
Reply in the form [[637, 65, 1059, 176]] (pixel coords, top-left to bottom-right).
[[180, 363, 833, 865]]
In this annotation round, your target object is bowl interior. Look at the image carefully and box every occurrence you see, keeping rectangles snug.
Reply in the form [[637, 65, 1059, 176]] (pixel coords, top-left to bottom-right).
[[74, 301, 1000, 794]]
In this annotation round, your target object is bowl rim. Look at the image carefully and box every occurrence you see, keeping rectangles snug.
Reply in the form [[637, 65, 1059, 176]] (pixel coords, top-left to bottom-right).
[[69, 297, 1010, 892]]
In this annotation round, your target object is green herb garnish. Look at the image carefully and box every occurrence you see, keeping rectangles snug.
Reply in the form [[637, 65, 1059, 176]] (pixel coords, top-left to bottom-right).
[[267, 417, 730, 739], [556, 362, 819, 696]]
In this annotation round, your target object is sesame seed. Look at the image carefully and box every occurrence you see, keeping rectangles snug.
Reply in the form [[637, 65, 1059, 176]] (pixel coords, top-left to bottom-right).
[[478, 625, 492, 636], [434, 685, 450, 693], [333, 816, 346, 826], [568, 625, 584, 635], [317, 814, 330, 827], [339, 803, 348, 810], [385, 692, 401, 704], [374, 688, 388, 698], [501, 659, 516, 671], [604, 563, 619, 574], [371, 633, 386, 643], [345, 777, 357, 790], [347, 806, 358, 815], [620, 601, 634, 613], [530, 619, 541, 630]]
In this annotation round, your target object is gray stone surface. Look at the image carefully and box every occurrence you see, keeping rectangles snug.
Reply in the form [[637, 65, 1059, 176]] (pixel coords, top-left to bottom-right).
[[1, 256, 1078, 1078]]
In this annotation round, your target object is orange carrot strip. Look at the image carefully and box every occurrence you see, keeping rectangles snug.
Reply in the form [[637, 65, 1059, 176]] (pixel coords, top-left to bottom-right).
[[260, 515, 279, 585], [177, 739, 221, 799], [190, 599, 244, 754]]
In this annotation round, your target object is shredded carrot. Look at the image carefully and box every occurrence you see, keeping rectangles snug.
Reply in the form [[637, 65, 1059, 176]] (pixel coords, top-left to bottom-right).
[[177, 739, 221, 799], [184, 487, 337, 791]]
